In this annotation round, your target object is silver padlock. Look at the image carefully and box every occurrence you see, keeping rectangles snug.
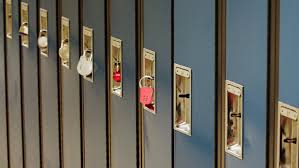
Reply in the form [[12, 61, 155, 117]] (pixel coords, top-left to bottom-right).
[[77, 49, 93, 76]]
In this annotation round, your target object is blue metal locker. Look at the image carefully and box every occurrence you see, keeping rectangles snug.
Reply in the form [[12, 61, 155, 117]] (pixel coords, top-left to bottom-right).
[[226, 0, 268, 167], [174, 0, 216, 167], [38, 0, 61, 167], [81, 0, 107, 167], [0, 1, 8, 167], [19, 0, 41, 168], [142, 0, 172, 167], [109, 0, 138, 167], [60, 0, 82, 167], [6, 0, 24, 167]]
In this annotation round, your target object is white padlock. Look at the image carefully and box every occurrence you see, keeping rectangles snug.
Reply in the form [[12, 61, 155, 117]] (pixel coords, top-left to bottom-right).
[[59, 40, 69, 63], [77, 50, 93, 76], [38, 30, 48, 49]]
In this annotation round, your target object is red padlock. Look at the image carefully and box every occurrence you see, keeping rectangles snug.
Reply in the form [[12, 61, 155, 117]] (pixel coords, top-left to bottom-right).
[[113, 63, 121, 82], [139, 76, 154, 105]]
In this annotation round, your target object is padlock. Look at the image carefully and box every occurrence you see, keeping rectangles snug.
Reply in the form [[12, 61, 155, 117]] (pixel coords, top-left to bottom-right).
[[139, 75, 154, 105], [77, 49, 93, 76], [59, 39, 69, 63], [38, 29, 48, 49], [19, 22, 29, 35], [113, 63, 121, 82]]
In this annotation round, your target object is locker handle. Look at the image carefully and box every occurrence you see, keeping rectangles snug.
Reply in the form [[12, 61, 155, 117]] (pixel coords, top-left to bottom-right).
[[284, 138, 297, 144], [59, 39, 70, 63], [230, 113, 242, 118]]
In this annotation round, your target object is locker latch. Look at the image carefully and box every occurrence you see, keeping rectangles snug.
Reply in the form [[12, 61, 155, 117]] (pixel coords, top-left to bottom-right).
[[38, 9, 48, 56], [225, 80, 244, 160], [110, 36, 123, 97], [77, 27, 93, 82], [276, 102, 299, 168], [140, 48, 156, 114], [174, 64, 192, 136], [19, 2, 29, 47], [5, 0, 12, 39], [59, 17, 70, 68]]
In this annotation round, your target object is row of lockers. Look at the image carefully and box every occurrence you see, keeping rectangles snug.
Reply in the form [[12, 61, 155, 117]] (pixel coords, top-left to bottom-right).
[[0, 0, 298, 168]]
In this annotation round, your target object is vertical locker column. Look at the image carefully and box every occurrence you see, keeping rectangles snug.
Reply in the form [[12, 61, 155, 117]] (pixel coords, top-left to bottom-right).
[[80, 0, 107, 167], [278, 0, 299, 167], [0, 1, 8, 168], [38, 0, 60, 167], [109, 0, 138, 167], [225, 0, 268, 167], [60, 0, 82, 167], [142, 0, 172, 167], [6, 0, 23, 167], [174, 0, 216, 167], [19, 0, 41, 167]]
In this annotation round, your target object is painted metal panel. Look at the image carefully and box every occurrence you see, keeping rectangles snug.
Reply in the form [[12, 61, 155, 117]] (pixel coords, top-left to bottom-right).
[[82, 0, 107, 167], [279, 0, 299, 107], [110, 0, 138, 167], [19, 1, 41, 168], [143, 0, 172, 167], [6, 0, 24, 167], [60, 0, 82, 167], [174, 0, 216, 167], [0, 1, 9, 168], [226, 0, 268, 167], [38, 0, 60, 168]]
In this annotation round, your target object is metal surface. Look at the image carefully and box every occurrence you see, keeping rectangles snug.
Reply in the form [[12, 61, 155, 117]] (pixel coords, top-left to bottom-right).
[[110, 36, 122, 97], [38, 8, 48, 56], [60, 0, 82, 167], [174, 0, 216, 167], [38, 0, 60, 167], [5, 0, 12, 38], [82, 0, 107, 166], [79, 27, 93, 82], [59, 17, 70, 68], [174, 64, 192, 136], [142, 0, 173, 167], [226, 0, 268, 167], [110, 0, 138, 166], [19, 2, 28, 47]]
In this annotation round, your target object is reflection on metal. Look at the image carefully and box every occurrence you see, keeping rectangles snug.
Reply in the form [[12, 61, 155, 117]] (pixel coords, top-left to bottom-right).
[[174, 64, 192, 136], [38, 9, 48, 56], [110, 36, 122, 97], [141, 48, 156, 114], [77, 27, 93, 82], [59, 17, 70, 68], [276, 102, 298, 168], [5, 0, 12, 39], [19, 2, 29, 47], [225, 80, 243, 160]]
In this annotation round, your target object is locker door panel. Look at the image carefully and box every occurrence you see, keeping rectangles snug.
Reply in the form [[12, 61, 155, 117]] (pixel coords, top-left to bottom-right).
[[39, 0, 60, 167], [226, 0, 268, 167], [60, 0, 82, 168], [279, 0, 299, 105], [143, 0, 172, 167], [20, 1, 41, 168], [0, 1, 8, 168], [110, 0, 138, 167], [6, 0, 24, 167], [82, 0, 107, 167], [174, 0, 216, 167]]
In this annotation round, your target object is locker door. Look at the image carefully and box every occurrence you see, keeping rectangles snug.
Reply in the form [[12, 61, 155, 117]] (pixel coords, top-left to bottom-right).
[[60, 0, 82, 167], [225, 0, 268, 167], [278, 1, 299, 167], [109, 0, 138, 167], [0, 1, 8, 168], [38, 0, 60, 168], [174, 0, 216, 167], [19, 1, 41, 168], [6, 0, 24, 167], [81, 0, 107, 167], [142, 0, 172, 167]]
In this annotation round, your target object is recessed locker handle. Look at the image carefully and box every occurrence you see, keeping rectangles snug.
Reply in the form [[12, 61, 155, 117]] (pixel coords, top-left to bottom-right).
[[283, 138, 297, 144]]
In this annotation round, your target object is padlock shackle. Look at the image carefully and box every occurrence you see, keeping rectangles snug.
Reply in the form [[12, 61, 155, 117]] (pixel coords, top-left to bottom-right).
[[139, 75, 154, 88]]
